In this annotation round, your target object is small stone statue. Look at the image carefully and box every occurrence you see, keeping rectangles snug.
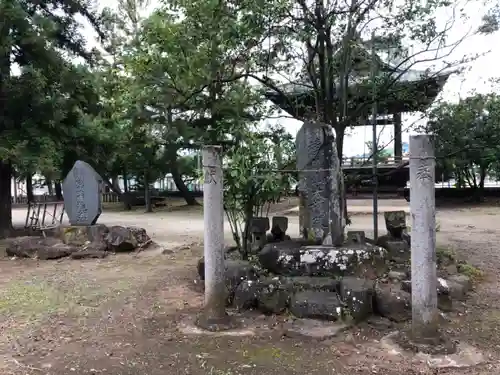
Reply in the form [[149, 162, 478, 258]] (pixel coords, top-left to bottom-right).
[[250, 217, 270, 253], [266, 216, 291, 243], [346, 231, 366, 244], [376, 211, 411, 259], [383, 210, 407, 239]]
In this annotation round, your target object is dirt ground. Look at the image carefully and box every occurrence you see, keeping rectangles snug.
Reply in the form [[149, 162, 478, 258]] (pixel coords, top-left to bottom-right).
[[1, 199, 499, 374]]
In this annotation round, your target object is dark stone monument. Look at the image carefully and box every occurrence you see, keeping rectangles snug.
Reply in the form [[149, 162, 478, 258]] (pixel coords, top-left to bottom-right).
[[296, 121, 344, 245], [62, 160, 103, 226]]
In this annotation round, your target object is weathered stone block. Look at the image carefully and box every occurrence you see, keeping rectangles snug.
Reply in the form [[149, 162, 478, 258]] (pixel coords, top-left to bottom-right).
[[448, 274, 472, 292], [256, 277, 291, 314], [6, 236, 79, 260], [197, 258, 258, 305], [285, 276, 339, 293], [104, 226, 139, 252], [259, 241, 387, 277], [258, 241, 305, 275], [401, 276, 470, 311], [387, 270, 408, 281], [374, 283, 411, 322], [233, 279, 261, 311], [385, 240, 410, 262], [58, 224, 109, 246], [339, 277, 374, 322], [290, 290, 344, 321]]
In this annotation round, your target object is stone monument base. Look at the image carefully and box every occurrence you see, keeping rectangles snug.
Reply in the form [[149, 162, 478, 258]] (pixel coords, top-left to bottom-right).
[[56, 224, 109, 246], [178, 314, 255, 337], [381, 331, 485, 369], [53, 224, 152, 252]]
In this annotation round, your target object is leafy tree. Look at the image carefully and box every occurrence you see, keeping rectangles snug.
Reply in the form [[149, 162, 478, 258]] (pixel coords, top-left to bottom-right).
[[224, 127, 294, 258], [365, 141, 391, 163], [426, 93, 500, 199], [125, 0, 269, 206], [198, 0, 479, 221], [0, 0, 103, 234], [479, 2, 500, 34]]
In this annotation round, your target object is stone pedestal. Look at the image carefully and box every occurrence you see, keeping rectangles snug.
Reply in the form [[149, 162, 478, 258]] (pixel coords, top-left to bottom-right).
[[296, 121, 344, 244], [57, 224, 108, 246]]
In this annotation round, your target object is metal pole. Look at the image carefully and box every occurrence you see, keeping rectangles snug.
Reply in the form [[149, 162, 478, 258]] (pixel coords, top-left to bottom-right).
[[200, 145, 226, 327], [370, 30, 378, 240], [409, 135, 439, 341]]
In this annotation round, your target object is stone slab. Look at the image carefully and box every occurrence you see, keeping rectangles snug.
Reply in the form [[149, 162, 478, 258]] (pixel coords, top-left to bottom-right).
[[381, 331, 485, 369], [62, 160, 103, 226], [283, 319, 348, 339]]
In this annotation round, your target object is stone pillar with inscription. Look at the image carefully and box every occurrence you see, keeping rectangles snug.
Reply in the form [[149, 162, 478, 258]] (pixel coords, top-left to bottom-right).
[[409, 134, 439, 341], [197, 145, 230, 330], [62, 160, 103, 226], [296, 121, 345, 245]]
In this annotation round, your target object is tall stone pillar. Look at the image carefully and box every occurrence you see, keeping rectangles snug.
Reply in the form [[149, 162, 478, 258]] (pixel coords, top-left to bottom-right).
[[393, 113, 403, 161], [296, 121, 344, 245]]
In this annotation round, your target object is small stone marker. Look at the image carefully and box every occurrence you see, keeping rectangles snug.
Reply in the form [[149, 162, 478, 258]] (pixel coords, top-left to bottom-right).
[[272, 216, 288, 232], [251, 217, 270, 253], [384, 210, 407, 238], [62, 160, 103, 226]]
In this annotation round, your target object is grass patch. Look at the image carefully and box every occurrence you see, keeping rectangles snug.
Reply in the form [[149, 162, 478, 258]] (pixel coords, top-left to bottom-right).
[[457, 263, 484, 281], [436, 246, 484, 281], [0, 270, 145, 325], [436, 246, 456, 264], [0, 280, 65, 320]]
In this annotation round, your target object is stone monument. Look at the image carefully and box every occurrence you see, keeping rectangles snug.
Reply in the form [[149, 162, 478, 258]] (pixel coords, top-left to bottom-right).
[[62, 160, 103, 226], [296, 121, 345, 245]]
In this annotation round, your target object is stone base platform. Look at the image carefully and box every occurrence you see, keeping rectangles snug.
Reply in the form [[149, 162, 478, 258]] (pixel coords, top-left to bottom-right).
[[5, 224, 152, 260]]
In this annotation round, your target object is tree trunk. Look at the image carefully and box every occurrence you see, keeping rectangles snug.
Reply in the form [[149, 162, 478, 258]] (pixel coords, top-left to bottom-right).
[[123, 171, 128, 193], [55, 181, 63, 200], [476, 165, 488, 202], [0, 160, 13, 237], [112, 176, 122, 193], [144, 172, 153, 213], [46, 178, 54, 195], [171, 162, 199, 206], [103, 178, 131, 210], [13, 178, 17, 204], [26, 174, 34, 203]]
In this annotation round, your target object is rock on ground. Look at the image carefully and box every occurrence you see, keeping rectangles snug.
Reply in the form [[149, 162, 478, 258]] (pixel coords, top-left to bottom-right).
[[339, 277, 375, 322], [284, 276, 339, 293], [257, 277, 291, 314], [290, 291, 344, 321], [374, 282, 412, 322], [105, 226, 150, 252], [6, 236, 79, 260], [400, 275, 471, 311], [197, 259, 259, 305], [4, 224, 152, 261]]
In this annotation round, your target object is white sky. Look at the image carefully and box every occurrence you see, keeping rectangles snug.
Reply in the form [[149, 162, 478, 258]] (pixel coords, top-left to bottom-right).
[[82, 0, 500, 158]]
